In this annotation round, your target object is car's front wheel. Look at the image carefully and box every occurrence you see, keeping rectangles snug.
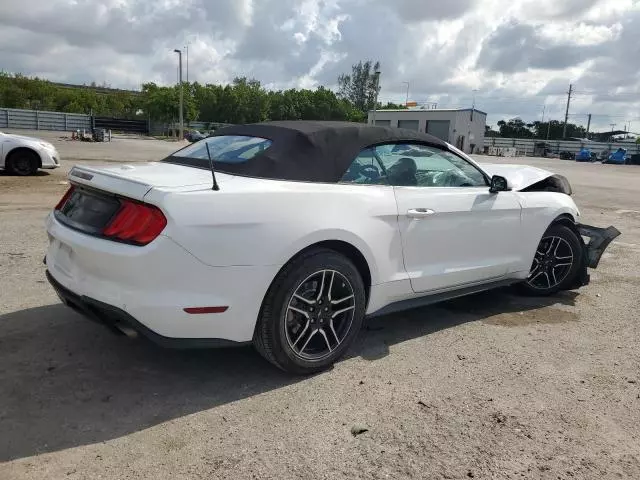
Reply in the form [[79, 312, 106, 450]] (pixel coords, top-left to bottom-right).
[[520, 223, 583, 295], [7, 150, 39, 176], [254, 248, 366, 374]]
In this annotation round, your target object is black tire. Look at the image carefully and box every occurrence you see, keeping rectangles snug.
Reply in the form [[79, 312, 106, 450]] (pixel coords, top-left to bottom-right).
[[253, 248, 366, 374], [519, 224, 583, 296], [7, 150, 39, 176]]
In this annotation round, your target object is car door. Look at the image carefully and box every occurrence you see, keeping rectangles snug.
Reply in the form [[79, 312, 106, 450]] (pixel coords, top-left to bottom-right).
[[375, 142, 524, 293]]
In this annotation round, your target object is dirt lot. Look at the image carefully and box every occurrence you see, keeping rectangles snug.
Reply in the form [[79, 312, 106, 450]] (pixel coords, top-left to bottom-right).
[[1, 133, 639, 480]]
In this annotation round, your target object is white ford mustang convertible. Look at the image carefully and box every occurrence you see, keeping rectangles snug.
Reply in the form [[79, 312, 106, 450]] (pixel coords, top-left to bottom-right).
[[45, 121, 619, 373]]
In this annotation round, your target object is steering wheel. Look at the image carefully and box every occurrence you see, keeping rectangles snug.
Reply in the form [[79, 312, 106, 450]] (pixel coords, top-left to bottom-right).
[[432, 169, 473, 187]]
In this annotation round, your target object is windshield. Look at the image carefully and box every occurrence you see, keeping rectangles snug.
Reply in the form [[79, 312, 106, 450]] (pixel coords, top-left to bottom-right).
[[165, 135, 272, 168]]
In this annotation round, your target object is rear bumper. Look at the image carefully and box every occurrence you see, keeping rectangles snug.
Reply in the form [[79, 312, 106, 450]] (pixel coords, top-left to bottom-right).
[[46, 270, 245, 348], [45, 213, 280, 343]]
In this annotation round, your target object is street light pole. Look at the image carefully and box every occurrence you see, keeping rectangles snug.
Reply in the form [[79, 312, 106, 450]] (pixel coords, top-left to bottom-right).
[[174, 49, 184, 140], [371, 69, 381, 125], [185, 44, 189, 84], [402, 81, 410, 106]]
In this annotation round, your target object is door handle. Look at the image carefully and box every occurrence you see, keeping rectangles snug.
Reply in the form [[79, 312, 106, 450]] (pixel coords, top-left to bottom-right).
[[407, 208, 435, 218]]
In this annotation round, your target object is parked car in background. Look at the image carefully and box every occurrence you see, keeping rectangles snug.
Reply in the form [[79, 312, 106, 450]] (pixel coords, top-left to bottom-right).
[[575, 147, 594, 162], [184, 130, 207, 143], [0, 131, 61, 175], [45, 121, 620, 374], [604, 148, 630, 165]]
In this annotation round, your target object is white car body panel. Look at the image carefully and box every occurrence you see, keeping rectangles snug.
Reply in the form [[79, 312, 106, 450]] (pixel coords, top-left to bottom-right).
[[0, 131, 61, 170], [45, 147, 584, 343], [393, 186, 524, 292], [46, 212, 280, 341]]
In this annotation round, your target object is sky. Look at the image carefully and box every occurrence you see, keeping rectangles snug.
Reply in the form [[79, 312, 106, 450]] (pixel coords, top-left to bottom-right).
[[1, 0, 639, 132]]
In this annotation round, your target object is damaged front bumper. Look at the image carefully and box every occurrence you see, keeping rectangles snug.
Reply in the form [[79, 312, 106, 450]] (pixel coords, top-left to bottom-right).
[[573, 223, 621, 287]]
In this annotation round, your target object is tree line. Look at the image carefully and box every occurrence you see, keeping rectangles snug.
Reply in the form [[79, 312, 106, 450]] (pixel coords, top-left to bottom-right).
[[1, 62, 406, 126], [487, 117, 589, 140]]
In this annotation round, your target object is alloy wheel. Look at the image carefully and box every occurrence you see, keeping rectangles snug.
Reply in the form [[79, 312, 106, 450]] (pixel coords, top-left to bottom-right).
[[12, 157, 33, 175], [284, 269, 356, 361], [527, 236, 574, 290]]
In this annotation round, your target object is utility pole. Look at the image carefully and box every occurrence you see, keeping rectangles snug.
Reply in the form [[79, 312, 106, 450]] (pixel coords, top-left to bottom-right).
[[586, 114, 591, 139], [562, 83, 572, 139], [174, 49, 184, 141], [546, 121, 551, 140]]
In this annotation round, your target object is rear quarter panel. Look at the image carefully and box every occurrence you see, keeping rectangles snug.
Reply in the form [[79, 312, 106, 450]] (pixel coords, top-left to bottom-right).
[[144, 179, 406, 286]]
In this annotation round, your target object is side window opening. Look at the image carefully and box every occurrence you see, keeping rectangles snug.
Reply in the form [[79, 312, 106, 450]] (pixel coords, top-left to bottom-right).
[[374, 143, 488, 188], [165, 135, 273, 166], [340, 148, 389, 185]]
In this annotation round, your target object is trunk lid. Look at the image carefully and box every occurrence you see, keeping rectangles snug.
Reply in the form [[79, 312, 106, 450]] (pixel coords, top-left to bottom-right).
[[67, 162, 222, 200]]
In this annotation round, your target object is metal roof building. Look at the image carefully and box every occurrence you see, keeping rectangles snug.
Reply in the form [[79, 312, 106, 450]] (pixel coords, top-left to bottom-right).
[[367, 108, 487, 154]]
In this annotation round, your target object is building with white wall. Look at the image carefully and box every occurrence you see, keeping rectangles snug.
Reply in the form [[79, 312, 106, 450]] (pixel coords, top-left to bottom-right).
[[366, 108, 487, 154]]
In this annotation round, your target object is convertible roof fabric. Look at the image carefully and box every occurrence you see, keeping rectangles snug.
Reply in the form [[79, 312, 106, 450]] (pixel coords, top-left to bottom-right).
[[202, 121, 448, 182]]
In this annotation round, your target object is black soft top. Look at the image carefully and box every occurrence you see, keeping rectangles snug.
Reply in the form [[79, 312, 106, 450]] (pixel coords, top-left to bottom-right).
[[175, 121, 448, 183]]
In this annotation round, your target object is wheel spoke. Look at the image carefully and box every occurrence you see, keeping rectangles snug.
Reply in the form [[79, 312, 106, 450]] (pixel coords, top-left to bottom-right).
[[292, 320, 310, 347], [319, 328, 333, 352], [332, 305, 355, 318], [555, 255, 573, 261], [545, 237, 557, 254], [288, 306, 310, 318], [529, 271, 545, 284], [299, 329, 319, 354], [327, 271, 335, 301], [550, 266, 558, 285], [528, 262, 542, 279], [316, 271, 326, 301], [543, 272, 551, 289], [329, 319, 340, 344], [293, 294, 315, 305], [331, 294, 354, 305], [553, 262, 572, 268]]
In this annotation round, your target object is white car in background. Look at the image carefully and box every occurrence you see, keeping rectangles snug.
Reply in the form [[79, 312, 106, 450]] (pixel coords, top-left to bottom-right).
[[45, 121, 619, 374], [0, 131, 61, 175]]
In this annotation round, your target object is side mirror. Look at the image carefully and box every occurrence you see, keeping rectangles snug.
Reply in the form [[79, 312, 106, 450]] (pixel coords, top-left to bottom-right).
[[489, 175, 509, 193]]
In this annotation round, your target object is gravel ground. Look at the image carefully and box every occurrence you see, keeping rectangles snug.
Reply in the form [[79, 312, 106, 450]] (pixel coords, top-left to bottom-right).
[[1, 133, 639, 479]]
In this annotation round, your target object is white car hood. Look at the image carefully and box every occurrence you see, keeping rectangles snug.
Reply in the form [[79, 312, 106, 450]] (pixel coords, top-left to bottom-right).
[[0, 132, 48, 145], [478, 163, 556, 191]]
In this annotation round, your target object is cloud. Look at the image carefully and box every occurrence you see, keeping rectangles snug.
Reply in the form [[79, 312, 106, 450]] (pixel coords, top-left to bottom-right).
[[0, 0, 639, 131]]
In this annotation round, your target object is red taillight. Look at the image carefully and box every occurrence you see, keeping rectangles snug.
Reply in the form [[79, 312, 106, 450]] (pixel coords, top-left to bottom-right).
[[102, 199, 167, 245], [55, 186, 75, 210]]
